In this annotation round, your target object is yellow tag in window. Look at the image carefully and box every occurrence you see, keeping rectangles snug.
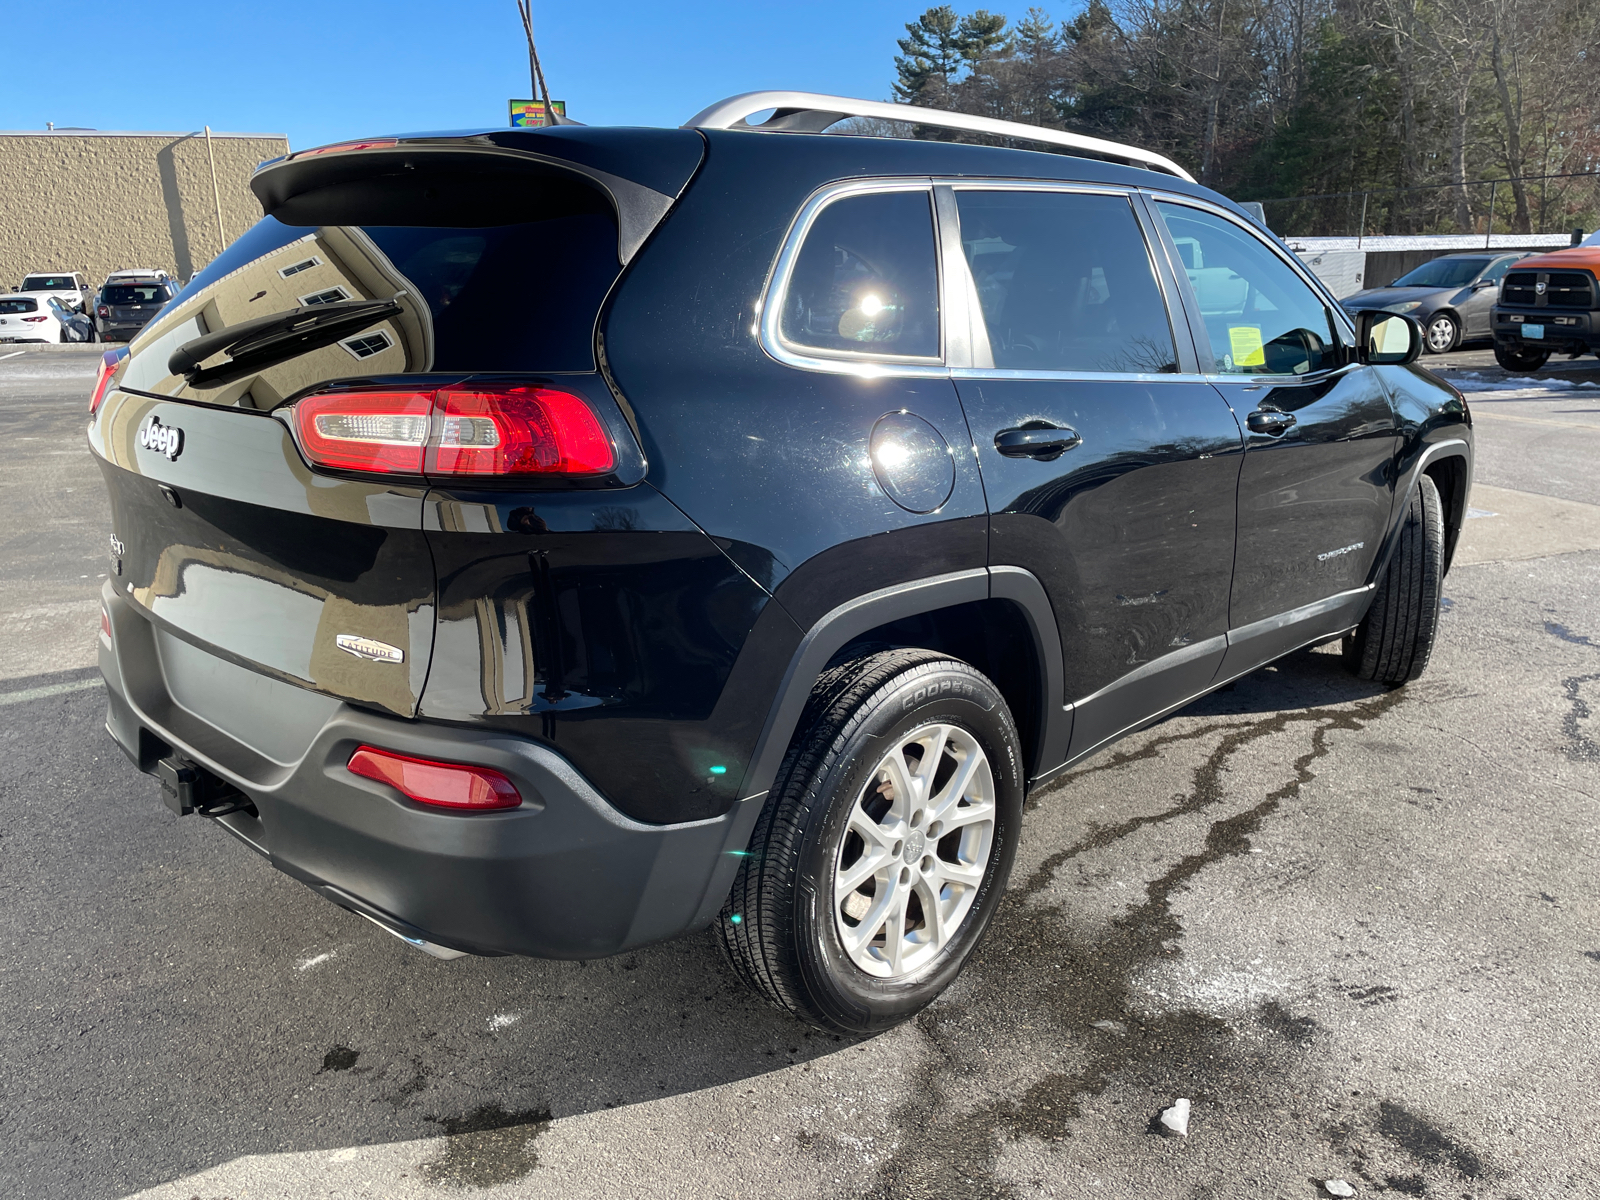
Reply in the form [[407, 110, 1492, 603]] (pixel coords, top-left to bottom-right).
[[1228, 326, 1265, 368]]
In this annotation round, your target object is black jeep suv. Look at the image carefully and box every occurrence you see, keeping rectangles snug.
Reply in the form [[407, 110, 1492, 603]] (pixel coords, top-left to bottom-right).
[[89, 92, 1469, 1033]]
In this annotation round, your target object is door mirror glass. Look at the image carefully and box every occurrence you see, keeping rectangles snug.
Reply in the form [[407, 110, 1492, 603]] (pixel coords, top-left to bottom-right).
[[1155, 202, 1338, 376], [1355, 310, 1420, 365], [953, 189, 1177, 373]]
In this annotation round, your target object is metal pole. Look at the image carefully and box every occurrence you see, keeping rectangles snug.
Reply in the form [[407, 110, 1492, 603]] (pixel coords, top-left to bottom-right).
[[204, 126, 226, 259], [1484, 179, 1496, 250], [1357, 192, 1368, 247]]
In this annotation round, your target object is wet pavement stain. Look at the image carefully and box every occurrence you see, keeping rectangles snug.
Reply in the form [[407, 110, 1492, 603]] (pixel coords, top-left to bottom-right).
[[862, 679, 1408, 1199], [419, 1103, 553, 1188], [1542, 621, 1600, 761], [319, 1045, 360, 1073]]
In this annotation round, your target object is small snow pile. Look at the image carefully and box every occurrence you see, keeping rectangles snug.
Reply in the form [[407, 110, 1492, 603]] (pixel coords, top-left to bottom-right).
[[1157, 1097, 1191, 1136]]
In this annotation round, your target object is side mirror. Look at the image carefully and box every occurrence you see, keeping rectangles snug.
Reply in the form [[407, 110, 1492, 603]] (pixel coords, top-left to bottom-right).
[[1473, 279, 1496, 290], [1354, 310, 1421, 366]]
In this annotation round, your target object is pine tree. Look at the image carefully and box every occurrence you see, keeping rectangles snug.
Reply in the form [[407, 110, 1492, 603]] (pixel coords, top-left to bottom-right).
[[895, 7, 965, 103]]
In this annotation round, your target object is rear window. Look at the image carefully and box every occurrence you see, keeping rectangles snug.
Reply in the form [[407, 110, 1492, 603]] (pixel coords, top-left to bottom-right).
[[103, 285, 167, 305], [22, 276, 75, 291], [120, 173, 621, 405], [0, 298, 39, 314]]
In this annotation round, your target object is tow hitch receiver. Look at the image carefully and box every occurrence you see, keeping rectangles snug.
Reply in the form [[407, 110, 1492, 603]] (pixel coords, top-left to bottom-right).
[[156, 753, 253, 817]]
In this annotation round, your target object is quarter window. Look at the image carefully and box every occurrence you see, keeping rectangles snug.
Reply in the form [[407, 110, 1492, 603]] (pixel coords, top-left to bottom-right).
[[779, 190, 941, 360], [955, 190, 1177, 373], [1156, 203, 1336, 376]]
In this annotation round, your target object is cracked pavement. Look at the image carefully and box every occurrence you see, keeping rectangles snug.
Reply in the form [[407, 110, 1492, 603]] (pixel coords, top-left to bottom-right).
[[2, 347, 1598, 1199]]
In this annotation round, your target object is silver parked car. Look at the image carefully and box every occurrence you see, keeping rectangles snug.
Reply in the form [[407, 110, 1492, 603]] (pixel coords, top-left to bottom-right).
[[1341, 252, 1528, 353]]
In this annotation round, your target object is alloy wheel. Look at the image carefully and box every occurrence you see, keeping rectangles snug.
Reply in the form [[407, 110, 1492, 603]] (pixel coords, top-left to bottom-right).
[[1425, 315, 1457, 353], [832, 722, 995, 979]]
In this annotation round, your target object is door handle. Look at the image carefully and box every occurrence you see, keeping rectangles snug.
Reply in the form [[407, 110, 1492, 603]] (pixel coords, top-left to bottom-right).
[[1246, 407, 1297, 435], [995, 424, 1082, 461]]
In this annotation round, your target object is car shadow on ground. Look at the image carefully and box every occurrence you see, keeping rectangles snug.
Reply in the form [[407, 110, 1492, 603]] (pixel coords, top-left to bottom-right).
[[1, 649, 1395, 1199]]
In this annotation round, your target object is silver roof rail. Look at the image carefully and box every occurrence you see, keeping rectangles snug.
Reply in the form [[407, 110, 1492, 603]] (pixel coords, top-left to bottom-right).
[[684, 91, 1196, 184]]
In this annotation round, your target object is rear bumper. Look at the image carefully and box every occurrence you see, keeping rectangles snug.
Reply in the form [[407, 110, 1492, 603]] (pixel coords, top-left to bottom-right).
[[1493, 309, 1595, 355], [99, 584, 757, 959]]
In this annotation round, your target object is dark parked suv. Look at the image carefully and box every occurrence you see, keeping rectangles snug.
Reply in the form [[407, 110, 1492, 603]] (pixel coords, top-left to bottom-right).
[[89, 92, 1470, 1032]]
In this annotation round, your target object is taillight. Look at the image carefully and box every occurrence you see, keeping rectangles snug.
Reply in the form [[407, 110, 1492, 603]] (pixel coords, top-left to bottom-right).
[[347, 745, 521, 810], [21, 315, 47, 323], [88, 347, 127, 415], [97, 305, 109, 319], [294, 390, 433, 474], [431, 387, 614, 476], [288, 385, 616, 479]]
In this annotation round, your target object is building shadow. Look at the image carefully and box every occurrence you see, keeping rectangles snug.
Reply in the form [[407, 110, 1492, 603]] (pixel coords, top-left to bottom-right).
[[155, 136, 197, 281]]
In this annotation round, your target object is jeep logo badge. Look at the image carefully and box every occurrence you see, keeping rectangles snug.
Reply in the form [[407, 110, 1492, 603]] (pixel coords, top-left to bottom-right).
[[138, 415, 184, 460]]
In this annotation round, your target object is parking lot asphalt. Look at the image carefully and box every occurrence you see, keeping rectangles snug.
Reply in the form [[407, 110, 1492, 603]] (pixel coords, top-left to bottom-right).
[[2, 346, 1597, 1200]]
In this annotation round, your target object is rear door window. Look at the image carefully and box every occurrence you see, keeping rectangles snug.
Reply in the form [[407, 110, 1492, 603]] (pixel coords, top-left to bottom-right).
[[1156, 202, 1337, 376], [954, 189, 1177, 374], [777, 189, 941, 361], [118, 176, 621, 405]]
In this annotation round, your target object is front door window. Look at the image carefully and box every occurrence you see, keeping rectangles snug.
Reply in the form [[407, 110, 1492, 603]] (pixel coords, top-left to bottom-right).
[[1159, 203, 1338, 376]]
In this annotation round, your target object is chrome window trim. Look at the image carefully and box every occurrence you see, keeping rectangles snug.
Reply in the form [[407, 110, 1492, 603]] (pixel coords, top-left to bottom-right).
[[951, 368, 1212, 384], [758, 178, 950, 379], [1144, 189, 1359, 362]]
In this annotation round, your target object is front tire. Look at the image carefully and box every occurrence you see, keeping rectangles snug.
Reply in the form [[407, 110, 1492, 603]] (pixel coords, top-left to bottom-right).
[[719, 649, 1024, 1033], [1345, 474, 1444, 685], [1494, 342, 1549, 372], [1423, 312, 1460, 354]]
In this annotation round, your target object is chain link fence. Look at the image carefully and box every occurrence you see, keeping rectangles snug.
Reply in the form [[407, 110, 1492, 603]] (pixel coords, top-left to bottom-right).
[[1257, 171, 1600, 242]]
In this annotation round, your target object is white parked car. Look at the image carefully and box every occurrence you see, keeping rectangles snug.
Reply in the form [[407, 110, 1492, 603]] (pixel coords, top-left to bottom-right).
[[17, 271, 92, 312], [0, 294, 94, 343]]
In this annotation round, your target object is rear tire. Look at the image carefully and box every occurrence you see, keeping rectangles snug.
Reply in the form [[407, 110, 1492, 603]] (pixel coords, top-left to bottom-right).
[[719, 649, 1024, 1033], [1423, 312, 1459, 354], [1494, 342, 1549, 372], [1345, 474, 1444, 685]]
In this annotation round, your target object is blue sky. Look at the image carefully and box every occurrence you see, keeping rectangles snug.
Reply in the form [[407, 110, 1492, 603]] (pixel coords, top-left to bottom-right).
[[0, 1, 1070, 150]]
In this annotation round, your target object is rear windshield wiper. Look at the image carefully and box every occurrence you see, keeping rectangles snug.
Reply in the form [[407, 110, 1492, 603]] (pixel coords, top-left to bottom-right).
[[168, 297, 403, 388]]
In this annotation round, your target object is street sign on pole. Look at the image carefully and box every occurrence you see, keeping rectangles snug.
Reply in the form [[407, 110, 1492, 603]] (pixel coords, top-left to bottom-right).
[[509, 100, 566, 128]]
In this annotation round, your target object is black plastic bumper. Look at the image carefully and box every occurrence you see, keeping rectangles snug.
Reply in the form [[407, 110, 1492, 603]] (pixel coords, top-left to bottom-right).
[[98, 584, 760, 959]]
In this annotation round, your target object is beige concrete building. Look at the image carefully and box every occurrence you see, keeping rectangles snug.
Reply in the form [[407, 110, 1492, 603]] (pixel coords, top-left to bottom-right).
[[0, 130, 290, 291]]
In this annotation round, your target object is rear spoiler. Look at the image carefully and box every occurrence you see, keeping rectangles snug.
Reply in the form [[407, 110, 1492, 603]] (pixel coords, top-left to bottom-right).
[[250, 130, 706, 266]]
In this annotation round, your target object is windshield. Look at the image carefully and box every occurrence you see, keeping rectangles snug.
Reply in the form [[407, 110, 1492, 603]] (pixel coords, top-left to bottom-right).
[[21, 275, 76, 292], [1393, 258, 1489, 288], [103, 285, 167, 305], [0, 298, 39, 314]]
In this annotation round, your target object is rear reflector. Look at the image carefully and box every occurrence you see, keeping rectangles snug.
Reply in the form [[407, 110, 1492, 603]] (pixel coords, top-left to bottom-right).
[[88, 347, 128, 415], [347, 745, 521, 810], [100, 605, 112, 641], [288, 385, 616, 479]]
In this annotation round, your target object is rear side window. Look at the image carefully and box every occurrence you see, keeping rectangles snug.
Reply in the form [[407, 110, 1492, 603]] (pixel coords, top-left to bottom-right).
[[778, 190, 941, 360], [1157, 202, 1336, 376], [119, 173, 621, 404], [955, 190, 1176, 373]]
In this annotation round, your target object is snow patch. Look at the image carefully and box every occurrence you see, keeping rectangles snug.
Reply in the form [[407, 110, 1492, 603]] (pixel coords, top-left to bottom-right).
[[488, 1012, 521, 1031], [296, 951, 337, 972]]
